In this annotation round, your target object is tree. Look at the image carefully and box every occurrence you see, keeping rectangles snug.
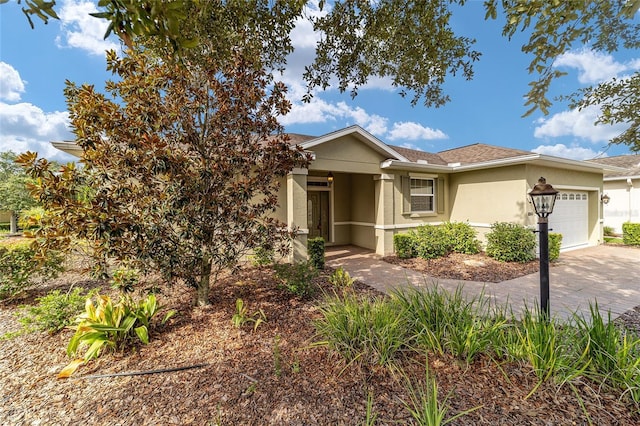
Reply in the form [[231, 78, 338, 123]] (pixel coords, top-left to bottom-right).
[[0, 151, 39, 233], [18, 47, 310, 306]]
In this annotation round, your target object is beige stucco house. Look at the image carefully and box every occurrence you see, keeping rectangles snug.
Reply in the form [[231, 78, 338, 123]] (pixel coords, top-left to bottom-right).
[[588, 154, 640, 234], [53, 125, 622, 261]]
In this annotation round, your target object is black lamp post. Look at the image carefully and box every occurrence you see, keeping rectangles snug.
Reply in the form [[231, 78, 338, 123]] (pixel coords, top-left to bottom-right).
[[528, 177, 559, 319]]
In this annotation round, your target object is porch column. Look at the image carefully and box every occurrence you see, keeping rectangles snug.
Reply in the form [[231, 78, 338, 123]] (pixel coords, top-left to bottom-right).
[[374, 173, 395, 256], [287, 168, 308, 262]]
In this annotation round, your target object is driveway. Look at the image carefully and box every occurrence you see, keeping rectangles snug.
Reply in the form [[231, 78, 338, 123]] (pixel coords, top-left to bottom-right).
[[326, 245, 640, 321]]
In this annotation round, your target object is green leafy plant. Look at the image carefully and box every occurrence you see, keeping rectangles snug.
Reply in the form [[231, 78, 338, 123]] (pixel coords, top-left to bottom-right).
[[62, 293, 176, 377], [314, 293, 408, 366], [18, 206, 45, 230], [393, 233, 415, 259], [0, 239, 64, 299], [441, 221, 481, 254], [231, 298, 266, 331], [363, 390, 378, 426], [273, 261, 318, 297], [17, 287, 93, 334], [399, 363, 482, 425], [307, 237, 325, 269], [622, 222, 640, 246], [411, 225, 449, 259], [548, 232, 562, 262], [329, 266, 354, 290], [603, 226, 615, 237], [486, 222, 536, 262], [110, 267, 139, 293], [252, 245, 275, 267]]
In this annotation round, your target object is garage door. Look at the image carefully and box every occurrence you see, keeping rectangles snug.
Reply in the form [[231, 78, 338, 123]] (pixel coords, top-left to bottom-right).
[[549, 191, 589, 249]]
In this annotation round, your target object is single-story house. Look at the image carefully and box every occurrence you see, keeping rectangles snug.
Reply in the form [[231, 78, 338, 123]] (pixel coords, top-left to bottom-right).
[[53, 125, 623, 261], [588, 154, 640, 234]]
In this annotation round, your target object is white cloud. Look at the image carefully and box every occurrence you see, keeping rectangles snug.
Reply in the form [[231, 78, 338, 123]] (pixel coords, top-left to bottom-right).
[[0, 102, 75, 161], [387, 122, 447, 141], [55, 0, 120, 56], [0, 62, 26, 102], [554, 49, 639, 84], [533, 105, 627, 143], [531, 143, 604, 161]]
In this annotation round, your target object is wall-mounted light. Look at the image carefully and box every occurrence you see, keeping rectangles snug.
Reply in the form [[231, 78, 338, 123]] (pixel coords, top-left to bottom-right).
[[327, 172, 334, 185], [601, 193, 610, 205]]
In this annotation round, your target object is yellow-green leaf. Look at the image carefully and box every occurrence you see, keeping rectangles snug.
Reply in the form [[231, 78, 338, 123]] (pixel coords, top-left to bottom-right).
[[58, 359, 84, 378]]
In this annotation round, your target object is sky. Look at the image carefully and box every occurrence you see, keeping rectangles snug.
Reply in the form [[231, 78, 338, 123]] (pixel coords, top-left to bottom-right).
[[1, 0, 639, 164]]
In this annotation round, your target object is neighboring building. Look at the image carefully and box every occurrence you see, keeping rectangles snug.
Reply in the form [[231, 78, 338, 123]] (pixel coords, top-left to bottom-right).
[[588, 154, 640, 234], [53, 125, 623, 261]]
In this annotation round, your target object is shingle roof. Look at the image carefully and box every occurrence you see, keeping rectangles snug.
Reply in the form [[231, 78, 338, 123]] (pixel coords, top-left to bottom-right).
[[286, 133, 317, 146], [437, 143, 533, 165], [388, 145, 448, 165], [588, 155, 640, 178]]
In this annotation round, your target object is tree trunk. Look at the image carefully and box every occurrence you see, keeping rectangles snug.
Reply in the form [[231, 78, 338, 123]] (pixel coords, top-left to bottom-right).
[[9, 211, 17, 234], [196, 256, 212, 306]]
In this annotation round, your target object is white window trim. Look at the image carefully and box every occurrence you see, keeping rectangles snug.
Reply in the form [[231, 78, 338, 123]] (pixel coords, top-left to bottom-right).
[[410, 178, 435, 213]]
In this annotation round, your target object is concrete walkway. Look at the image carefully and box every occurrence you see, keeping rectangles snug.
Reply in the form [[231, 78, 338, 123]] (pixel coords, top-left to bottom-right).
[[326, 245, 640, 321]]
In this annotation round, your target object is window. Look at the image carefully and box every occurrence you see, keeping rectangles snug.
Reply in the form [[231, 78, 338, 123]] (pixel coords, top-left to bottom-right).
[[410, 178, 434, 212]]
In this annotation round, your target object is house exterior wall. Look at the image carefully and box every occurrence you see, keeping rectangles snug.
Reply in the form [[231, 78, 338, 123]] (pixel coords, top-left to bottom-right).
[[0, 211, 11, 223], [525, 165, 604, 247], [603, 178, 640, 234], [309, 135, 387, 174], [449, 165, 528, 242]]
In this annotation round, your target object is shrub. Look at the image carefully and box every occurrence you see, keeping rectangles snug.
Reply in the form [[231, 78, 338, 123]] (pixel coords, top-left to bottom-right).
[[0, 239, 65, 299], [622, 222, 640, 246], [273, 261, 318, 297], [548, 233, 562, 262], [603, 226, 615, 237], [252, 245, 275, 267], [307, 237, 325, 269], [486, 222, 536, 263], [393, 233, 415, 259], [412, 225, 449, 259], [18, 207, 45, 230], [17, 287, 92, 334], [442, 221, 481, 254], [61, 293, 176, 377], [329, 266, 354, 289]]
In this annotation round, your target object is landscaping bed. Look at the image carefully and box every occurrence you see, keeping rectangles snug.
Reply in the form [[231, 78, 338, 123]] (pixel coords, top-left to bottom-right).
[[1, 257, 639, 425]]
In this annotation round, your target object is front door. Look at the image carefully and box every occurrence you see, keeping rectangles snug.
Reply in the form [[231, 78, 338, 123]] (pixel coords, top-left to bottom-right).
[[308, 191, 330, 241]]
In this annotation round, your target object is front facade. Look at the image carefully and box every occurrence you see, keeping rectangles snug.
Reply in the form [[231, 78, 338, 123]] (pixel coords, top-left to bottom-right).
[[589, 155, 640, 234], [276, 126, 619, 261], [53, 125, 621, 261]]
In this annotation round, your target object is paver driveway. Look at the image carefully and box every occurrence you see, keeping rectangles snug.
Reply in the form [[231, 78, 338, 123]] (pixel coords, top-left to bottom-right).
[[326, 245, 640, 321]]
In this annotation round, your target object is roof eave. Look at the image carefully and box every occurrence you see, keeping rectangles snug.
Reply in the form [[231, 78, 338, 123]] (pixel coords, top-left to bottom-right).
[[51, 141, 82, 158]]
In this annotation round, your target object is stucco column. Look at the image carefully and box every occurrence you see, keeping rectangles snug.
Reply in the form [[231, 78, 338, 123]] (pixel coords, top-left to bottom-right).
[[287, 168, 308, 262], [374, 174, 395, 256]]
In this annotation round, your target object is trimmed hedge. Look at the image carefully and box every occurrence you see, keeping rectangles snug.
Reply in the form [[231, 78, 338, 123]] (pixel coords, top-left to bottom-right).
[[308, 237, 325, 269], [549, 232, 562, 262], [393, 233, 414, 259], [486, 222, 536, 263], [393, 222, 481, 260], [622, 222, 640, 246]]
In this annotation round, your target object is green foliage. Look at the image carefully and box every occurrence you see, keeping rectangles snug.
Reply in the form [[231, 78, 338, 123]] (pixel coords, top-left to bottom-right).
[[252, 245, 275, 267], [399, 363, 482, 426], [18, 47, 310, 307], [66, 293, 176, 365], [18, 206, 45, 230], [548, 232, 562, 262], [622, 222, 640, 246], [231, 298, 266, 331], [307, 237, 325, 269], [17, 287, 93, 334], [412, 225, 449, 260], [273, 261, 318, 297], [328, 266, 354, 290], [393, 233, 415, 259], [0, 239, 65, 299], [110, 267, 139, 293], [441, 221, 481, 254], [0, 151, 39, 213], [603, 226, 615, 237], [486, 222, 536, 263], [314, 293, 408, 366]]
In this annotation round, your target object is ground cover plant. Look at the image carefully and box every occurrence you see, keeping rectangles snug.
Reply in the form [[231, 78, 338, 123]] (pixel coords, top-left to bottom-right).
[[1, 252, 639, 424]]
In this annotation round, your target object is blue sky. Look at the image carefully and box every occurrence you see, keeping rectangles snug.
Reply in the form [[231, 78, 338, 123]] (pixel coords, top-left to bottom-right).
[[1, 0, 638, 163]]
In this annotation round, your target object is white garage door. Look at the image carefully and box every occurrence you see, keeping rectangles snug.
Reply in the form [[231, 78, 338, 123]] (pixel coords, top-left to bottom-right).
[[549, 191, 589, 249]]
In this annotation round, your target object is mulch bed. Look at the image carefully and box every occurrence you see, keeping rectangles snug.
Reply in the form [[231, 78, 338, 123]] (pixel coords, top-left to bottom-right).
[[383, 252, 540, 283], [1, 259, 639, 425]]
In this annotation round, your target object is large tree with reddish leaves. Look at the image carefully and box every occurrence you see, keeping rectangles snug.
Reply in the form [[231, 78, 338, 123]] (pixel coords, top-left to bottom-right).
[[19, 47, 309, 305]]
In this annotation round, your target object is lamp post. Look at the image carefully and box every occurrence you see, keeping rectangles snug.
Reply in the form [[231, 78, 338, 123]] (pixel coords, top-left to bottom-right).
[[528, 177, 559, 319]]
